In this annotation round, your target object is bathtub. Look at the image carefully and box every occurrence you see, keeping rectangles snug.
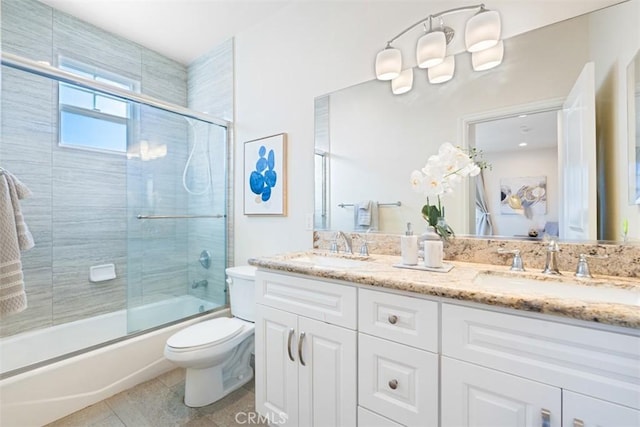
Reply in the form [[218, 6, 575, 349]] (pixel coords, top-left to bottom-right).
[[0, 296, 228, 427]]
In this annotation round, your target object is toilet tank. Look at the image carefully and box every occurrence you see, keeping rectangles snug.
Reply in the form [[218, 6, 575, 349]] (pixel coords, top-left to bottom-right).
[[225, 266, 257, 322]]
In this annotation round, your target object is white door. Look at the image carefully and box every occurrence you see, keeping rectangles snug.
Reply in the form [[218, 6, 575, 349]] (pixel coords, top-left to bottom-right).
[[254, 304, 299, 427], [441, 357, 561, 427], [563, 390, 640, 427], [298, 316, 357, 427], [558, 62, 597, 240]]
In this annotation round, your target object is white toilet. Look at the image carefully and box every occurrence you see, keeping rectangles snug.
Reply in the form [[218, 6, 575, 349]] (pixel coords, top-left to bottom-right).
[[164, 266, 257, 407]]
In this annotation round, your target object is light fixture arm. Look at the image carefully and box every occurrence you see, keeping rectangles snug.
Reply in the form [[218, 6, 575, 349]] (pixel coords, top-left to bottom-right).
[[384, 3, 485, 46]]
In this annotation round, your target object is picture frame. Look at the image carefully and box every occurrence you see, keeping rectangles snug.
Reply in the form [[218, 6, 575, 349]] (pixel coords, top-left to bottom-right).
[[243, 133, 287, 216], [500, 175, 547, 216]]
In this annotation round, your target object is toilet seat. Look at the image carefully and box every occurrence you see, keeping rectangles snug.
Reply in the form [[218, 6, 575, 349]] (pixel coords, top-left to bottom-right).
[[166, 317, 245, 351]]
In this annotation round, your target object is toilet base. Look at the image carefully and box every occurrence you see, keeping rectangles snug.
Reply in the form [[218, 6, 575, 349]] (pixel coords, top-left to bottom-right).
[[184, 335, 254, 408]]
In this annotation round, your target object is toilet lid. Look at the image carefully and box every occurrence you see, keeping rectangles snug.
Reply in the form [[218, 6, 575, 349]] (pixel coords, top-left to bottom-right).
[[167, 317, 245, 349]]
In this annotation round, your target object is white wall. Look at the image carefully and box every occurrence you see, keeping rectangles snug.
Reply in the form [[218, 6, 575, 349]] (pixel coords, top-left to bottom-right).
[[233, 0, 627, 263], [590, 0, 640, 241]]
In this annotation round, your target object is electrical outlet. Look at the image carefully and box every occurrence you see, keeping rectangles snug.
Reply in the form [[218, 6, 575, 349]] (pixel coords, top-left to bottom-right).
[[305, 213, 314, 230]]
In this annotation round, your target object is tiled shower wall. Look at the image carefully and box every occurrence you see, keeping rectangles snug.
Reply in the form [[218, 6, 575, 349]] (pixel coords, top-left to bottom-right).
[[186, 39, 234, 305], [0, 0, 233, 337]]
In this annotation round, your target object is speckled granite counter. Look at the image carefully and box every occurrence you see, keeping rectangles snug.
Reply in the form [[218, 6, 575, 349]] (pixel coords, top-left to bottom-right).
[[248, 250, 640, 329]]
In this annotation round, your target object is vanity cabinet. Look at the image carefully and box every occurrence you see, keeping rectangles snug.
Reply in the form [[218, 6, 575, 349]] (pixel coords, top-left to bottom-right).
[[254, 271, 357, 427], [253, 268, 640, 427], [441, 303, 640, 427]]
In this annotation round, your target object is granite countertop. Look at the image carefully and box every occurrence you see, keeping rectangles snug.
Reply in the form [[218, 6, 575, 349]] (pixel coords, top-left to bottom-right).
[[248, 250, 640, 329]]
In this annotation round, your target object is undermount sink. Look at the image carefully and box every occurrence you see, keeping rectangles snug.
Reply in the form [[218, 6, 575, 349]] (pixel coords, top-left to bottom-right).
[[288, 253, 372, 269], [473, 272, 640, 306]]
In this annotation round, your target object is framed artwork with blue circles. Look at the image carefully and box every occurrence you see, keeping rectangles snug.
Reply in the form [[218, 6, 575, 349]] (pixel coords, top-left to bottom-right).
[[243, 133, 287, 215]]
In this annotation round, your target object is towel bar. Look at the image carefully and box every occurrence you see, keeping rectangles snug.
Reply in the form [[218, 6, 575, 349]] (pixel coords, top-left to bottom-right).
[[338, 201, 401, 208], [137, 214, 226, 219]]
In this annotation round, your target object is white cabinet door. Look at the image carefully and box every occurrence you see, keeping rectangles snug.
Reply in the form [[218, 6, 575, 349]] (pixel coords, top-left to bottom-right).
[[255, 304, 299, 427], [442, 357, 561, 427], [563, 390, 640, 427], [298, 316, 357, 427]]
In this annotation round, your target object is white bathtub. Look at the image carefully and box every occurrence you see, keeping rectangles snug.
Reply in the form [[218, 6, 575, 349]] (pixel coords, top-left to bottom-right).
[[0, 296, 228, 427]]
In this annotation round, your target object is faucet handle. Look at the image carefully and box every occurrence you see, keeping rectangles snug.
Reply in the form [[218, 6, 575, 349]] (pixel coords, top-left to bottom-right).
[[575, 253, 608, 278], [359, 239, 370, 256], [497, 248, 525, 271], [330, 239, 339, 253]]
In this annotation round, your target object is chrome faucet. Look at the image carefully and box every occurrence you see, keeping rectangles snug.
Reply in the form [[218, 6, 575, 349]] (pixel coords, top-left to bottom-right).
[[334, 231, 353, 254], [542, 240, 561, 275]]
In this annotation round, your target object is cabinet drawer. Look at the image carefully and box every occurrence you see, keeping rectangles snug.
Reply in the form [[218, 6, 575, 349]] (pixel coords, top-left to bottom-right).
[[442, 303, 640, 410], [255, 270, 357, 329], [358, 288, 438, 352], [359, 333, 438, 427], [358, 406, 403, 427]]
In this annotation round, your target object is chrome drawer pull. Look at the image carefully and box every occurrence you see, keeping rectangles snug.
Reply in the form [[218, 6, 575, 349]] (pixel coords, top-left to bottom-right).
[[541, 409, 551, 427], [298, 331, 306, 366], [573, 419, 584, 427], [388, 314, 398, 324], [388, 379, 398, 390], [287, 328, 295, 362]]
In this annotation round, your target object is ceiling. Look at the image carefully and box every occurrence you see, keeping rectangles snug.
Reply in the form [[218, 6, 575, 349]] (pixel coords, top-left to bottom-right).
[[38, 0, 293, 65], [37, 0, 626, 66], [474, 110, 559, 154]]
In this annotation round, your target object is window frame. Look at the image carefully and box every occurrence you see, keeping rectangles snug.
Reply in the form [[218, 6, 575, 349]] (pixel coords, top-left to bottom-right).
[[57, 56, 139, 155]]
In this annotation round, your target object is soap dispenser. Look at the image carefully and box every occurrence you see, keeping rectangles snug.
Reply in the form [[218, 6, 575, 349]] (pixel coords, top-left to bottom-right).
[[401, 222, 418, 265]]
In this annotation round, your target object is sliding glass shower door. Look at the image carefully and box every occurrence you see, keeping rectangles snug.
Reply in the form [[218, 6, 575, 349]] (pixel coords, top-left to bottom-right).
[[126, 104, 228, 333]]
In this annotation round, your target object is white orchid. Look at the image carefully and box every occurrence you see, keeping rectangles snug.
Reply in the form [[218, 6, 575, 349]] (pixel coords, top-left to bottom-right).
[[411, 143, 482, 198], [410, 142, 488, 239]]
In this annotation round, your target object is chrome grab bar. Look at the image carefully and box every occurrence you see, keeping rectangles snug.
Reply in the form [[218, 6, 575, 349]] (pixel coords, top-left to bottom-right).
[[136, 214, 225, 219]]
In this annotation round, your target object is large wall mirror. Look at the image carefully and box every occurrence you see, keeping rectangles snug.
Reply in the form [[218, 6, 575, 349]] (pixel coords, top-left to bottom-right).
[[629, 48, 640, 205], [315, 0, 639, 242]]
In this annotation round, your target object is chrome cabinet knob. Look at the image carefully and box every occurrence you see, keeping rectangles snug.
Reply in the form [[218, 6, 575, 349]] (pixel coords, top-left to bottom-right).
[[388, 379, 398, 390], [388, 315, 398, 324]]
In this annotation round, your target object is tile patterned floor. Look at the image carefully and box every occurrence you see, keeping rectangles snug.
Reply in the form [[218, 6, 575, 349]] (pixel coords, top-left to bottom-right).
[[46, 369, 266, 427]]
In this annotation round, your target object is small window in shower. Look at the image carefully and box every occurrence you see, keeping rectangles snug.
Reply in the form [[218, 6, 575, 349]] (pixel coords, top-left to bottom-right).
[[57, 57, 139, 153]]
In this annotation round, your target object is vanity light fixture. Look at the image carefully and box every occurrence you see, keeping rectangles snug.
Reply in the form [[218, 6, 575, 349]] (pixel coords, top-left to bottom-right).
[[472, 40, 504, 71], [374, 3, 503, 92], [392, 68, 414, 94], [428, 55, 455, 84]]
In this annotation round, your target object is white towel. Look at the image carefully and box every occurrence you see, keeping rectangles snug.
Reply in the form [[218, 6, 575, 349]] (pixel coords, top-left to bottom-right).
[[0, 170, 34, 318], [357, 200, 372, 226]]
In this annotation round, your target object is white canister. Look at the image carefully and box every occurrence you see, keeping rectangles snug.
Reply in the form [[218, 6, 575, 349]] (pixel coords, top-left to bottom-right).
[[422, 235, 443, 268]]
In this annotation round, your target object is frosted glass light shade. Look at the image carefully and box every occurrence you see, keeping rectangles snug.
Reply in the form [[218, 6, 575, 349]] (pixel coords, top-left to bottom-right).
[[416, 31, 446, 69], [375, 48, 402, 80], [465, 10, 501, 53], [392, 68, 413, 95], [428, 55, 455, 84], [472, 40, 504, 71]]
